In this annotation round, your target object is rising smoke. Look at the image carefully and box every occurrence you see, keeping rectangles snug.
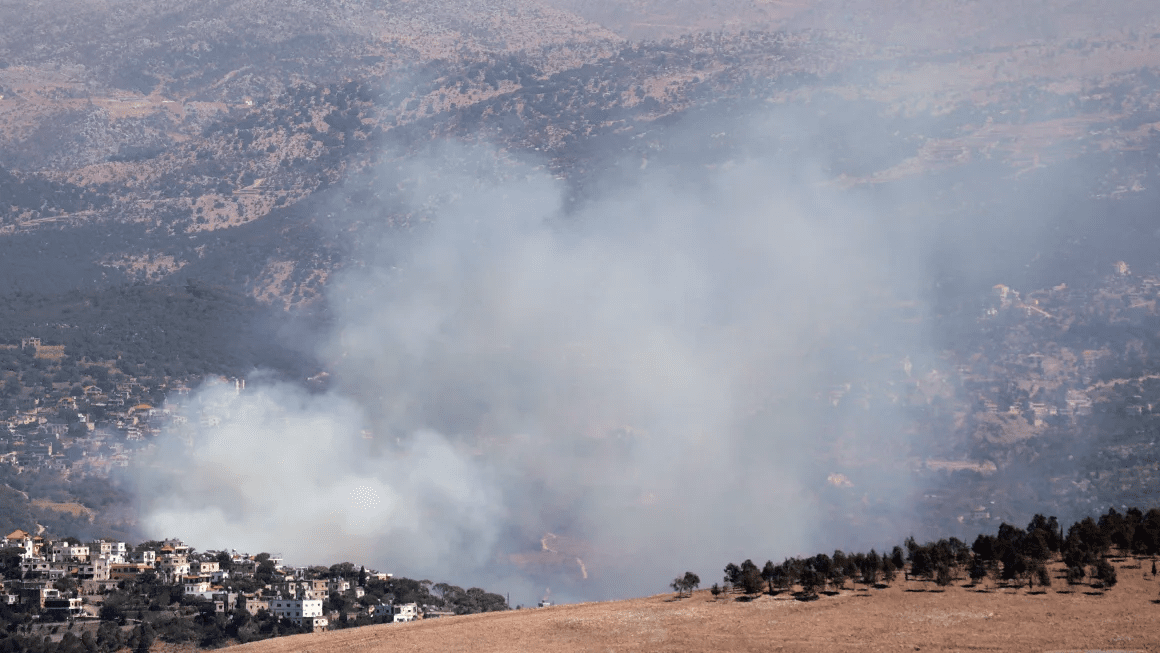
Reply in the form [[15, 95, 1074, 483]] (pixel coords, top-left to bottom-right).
[[137, 110, 975, 603]]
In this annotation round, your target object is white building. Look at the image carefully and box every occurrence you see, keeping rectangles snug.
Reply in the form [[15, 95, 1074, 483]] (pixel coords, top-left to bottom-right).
[[393, 603, 419, 622], [49, 543, 89, 562], [183, 578, 213, 598], [19, 558, 51, 577], [269, 598, 328, 630], [286, 579, 327, 600], [161, 539, 190, 555], [130, 550, 156, 566], [76, 555, 113, 581], [3, 530, 34, 559], [159, 555, 190, 583], [88, 540, 127, 562]]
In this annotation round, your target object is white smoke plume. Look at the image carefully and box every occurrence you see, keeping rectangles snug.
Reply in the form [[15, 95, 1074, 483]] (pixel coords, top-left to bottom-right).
[[137, 124, 942, 603]]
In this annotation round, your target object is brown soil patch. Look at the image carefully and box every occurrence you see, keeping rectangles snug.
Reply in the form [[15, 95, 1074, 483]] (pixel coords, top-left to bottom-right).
[[33, 344, 65, 361], [924, 459, 997, 475], [31, 498, 94, 520], [228, 560, 1160, 652], [101, 253, 187, 282]]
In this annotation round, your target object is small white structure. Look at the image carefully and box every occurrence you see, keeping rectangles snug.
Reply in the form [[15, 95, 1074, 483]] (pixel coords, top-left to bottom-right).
[[393, 602, 419, 622]]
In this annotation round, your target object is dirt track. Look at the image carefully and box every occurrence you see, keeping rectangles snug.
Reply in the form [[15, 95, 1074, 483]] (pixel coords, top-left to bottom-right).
[[227, 559, 1160, 652]]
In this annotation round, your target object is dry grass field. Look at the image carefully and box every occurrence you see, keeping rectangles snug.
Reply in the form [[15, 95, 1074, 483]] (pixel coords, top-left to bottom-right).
[[30, 498, 94, 520], [226, 559, 1160, 653]]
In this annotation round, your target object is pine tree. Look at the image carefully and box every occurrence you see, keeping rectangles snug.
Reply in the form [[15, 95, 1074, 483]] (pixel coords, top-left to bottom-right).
[[683, 572, 701, 596], [1094, 559, 1117, 588], [739, 560, 763, 594], [935, 564, 953, 587], [878, 558, 894, 584], [1035, 564, 1051, 588], [723, 562, 741, 592], [1066, 565, 1085, 585], [761, 560, 777, 594]]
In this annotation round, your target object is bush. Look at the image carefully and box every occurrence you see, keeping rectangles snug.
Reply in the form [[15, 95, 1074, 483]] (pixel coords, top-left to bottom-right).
[[935, 565, 953, 587], [739, 560, 763, 594], [1093, 559, 1117, 587], [881, 559, 897, 584], [968, 558, 988, 584], [99, 603, 125, 622], [1066, 565, 1085, 585], [1034, 564, 1051, 588]]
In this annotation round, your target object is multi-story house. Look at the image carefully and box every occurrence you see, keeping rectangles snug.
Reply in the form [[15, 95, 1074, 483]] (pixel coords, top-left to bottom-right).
[[88, 540, 127, 562], [232, 558, 258, 577], [19, 559, 68, 580], [43, 597, 84, 619], [392, 603, 419, 623], [269, 598, 328, 630], [3, 530, 34, 559], [191, 560, 220, 575], [48, 543, 89, 562], [280, 578, 327, 600], [109, 563, 154, 582], [74, 555, 112, 581], [183, 576, 213, 597], [212, 591, 240, 614], [243, 597, 269, 616], [159, 554, 190, 583], [161, 539, 191, 555], [130, 549, 156, 566]]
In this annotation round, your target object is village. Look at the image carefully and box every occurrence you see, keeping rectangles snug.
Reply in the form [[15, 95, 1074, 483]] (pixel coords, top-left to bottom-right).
[[0, 336, 181, 483], [0, 529, 453, 635]]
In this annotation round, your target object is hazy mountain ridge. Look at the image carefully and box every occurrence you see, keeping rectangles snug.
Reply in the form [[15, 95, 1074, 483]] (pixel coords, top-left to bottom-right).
[[0, 0, 622, 96], [2, 0, 1159, 395]]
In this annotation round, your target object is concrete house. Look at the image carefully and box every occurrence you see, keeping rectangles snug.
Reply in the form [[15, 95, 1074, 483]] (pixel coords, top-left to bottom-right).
[[269, 598, 328, 630]]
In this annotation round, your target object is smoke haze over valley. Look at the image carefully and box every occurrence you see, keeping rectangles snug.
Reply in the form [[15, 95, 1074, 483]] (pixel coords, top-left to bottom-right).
[[3, 0, 1160, 607], [138, 134, 942, 601]]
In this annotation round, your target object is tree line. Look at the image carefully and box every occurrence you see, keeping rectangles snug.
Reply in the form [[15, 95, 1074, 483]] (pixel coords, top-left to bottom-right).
[[696, 505, 1160, 600]]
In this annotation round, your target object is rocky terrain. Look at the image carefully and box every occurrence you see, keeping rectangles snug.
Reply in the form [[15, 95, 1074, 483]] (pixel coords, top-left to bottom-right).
[[1, 0, 1158, 303]]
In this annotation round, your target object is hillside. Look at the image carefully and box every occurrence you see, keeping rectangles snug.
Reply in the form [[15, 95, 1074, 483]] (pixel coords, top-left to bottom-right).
[[227, 558, 1160, 652], [6, 0, 1160, 608], [2, 0, 1159, 307]]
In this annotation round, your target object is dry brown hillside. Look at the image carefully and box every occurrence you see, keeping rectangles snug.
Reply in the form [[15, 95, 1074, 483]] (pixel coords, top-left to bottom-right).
[[227, 558, 1160, 652]]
